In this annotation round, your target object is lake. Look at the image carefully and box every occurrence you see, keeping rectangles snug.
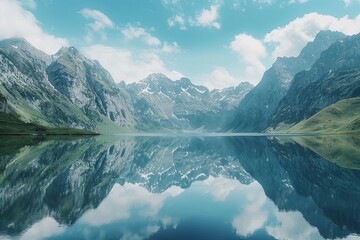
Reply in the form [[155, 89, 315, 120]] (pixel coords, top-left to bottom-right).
[[1, 135, 360, 240]]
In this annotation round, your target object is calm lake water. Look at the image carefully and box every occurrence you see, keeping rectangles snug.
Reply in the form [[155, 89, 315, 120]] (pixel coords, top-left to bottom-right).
[[1, 135, 360, 240]]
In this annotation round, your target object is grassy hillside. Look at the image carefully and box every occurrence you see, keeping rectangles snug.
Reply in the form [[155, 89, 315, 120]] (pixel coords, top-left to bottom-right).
[[289, 97, 360, 134], [0, 112, 99, 135], [291, 135, 360, 170]]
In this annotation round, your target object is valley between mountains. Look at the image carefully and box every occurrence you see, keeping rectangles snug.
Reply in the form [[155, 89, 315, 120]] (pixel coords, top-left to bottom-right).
[[0, 30, 359, 135]]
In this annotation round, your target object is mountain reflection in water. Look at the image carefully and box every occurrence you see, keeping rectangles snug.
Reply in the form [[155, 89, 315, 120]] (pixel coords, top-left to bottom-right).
[[0, 135, 359, 240]]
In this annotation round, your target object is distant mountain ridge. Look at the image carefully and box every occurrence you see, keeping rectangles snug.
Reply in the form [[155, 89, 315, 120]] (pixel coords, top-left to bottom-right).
[[126, 73, 252, 130]]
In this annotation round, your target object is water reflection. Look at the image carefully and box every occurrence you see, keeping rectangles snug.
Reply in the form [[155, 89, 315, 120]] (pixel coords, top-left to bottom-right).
[[0, 135, 359, 239], [291, 135, 360, 169]]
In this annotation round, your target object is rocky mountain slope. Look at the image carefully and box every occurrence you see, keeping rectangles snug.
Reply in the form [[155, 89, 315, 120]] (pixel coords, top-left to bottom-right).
[[126, 73, 253, 131], [0, 92, 8, 113], [0, 38, 130, 132], [47, 46, 136, 128], [227, 31, 345, 132], [270, 33, 360, 130]]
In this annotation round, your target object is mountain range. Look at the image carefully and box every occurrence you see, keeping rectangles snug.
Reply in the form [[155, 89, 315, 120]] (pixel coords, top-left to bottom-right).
[[0, 38, 252, 133], [0, 30, 359, 133], [126, 73, 252, 131]]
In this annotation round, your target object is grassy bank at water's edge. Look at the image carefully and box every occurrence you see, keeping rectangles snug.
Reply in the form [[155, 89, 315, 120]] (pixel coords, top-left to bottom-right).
[[0, 112, 99, 135]]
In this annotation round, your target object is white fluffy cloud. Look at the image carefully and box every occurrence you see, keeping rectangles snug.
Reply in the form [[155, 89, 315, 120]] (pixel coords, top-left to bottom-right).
[[81, 183, 182, 226], [162, 0, 180, 5], [0, 0, 68, 54], [264, 12, 360, 58], [161, 41, 180, 53], [121, 24, 161, 46], [165, 1, 223, 30], [80, 183, 181, 240], [228, 12, 360, 86], [253, 0, 274, 4], [204, 176, 245, 200], [289, 0, 308, 3], [168, 15, 186, 30], [266, 210, 322, 240], [232, 182, 268, 237], [84, 45, 183, 83], [230, 33, 267, 84], [343, 0, 360, 6], [203, 67, 240, 90], [191, 4, 222, 29], [233, 0, 308, 9], [22, 0, 36, 9], [19, 217, 65, 240], [80, 8, 114, 42], [81, 183, 165, 225]]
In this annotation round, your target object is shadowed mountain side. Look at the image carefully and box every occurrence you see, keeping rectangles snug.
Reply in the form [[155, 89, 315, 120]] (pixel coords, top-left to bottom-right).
[[270, 33, 360, 131], [227, 31, 345, 132]]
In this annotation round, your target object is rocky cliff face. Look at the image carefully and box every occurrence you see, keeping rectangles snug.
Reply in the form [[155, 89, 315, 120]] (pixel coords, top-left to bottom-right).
[[227, 31, 345, 132], [0, 44, 96, 129], [0, 38, 51, 81], [47, 47, 136, 128], [270, 33, 360, 130], [0, 38, 136, 131], [0, 92, 7, 113]]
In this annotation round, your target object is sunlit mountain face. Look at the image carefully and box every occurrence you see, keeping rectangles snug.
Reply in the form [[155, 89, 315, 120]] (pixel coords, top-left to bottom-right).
[[1, 135, 360, 240]]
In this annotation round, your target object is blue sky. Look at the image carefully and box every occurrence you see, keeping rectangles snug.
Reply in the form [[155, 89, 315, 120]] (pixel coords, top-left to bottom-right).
[[1, 0, 360, 89]]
